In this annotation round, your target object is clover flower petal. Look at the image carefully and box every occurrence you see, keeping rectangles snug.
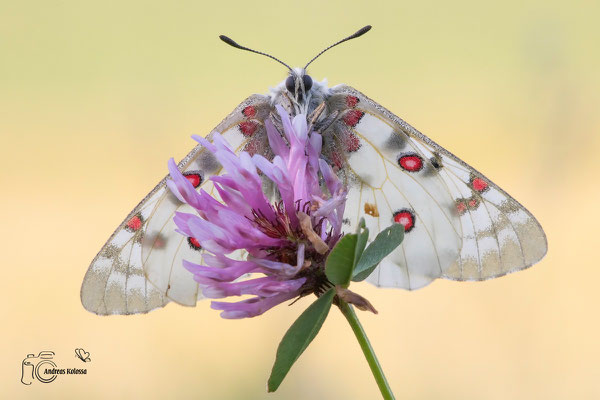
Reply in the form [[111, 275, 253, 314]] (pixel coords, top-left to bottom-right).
[[168, 107, 347, 318]]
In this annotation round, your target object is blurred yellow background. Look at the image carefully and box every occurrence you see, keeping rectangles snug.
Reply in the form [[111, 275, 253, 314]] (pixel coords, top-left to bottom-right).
[[2, 0, 599, 399]]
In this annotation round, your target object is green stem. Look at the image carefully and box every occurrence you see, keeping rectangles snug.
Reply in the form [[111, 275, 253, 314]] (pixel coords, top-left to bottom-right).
[[339, 301, 396, 400]]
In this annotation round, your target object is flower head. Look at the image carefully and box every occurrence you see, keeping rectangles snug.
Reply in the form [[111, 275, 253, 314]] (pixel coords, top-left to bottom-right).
[[168, 105, 346, 318]]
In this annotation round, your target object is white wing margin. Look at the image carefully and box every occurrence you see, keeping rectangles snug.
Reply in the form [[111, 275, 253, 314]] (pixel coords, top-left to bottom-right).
[[330, 85, 547, 289], [81, 95, 271, 315]]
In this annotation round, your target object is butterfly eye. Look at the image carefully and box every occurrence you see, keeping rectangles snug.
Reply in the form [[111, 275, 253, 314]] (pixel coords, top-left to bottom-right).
[[285, 76, 295, 93], [302, 75, 313, 91], [285, 75, 313, 95]]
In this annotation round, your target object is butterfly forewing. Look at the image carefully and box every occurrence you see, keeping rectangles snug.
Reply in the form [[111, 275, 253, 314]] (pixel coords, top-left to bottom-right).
[[81, 94, 272, 315], [328, 84, 547, 288]]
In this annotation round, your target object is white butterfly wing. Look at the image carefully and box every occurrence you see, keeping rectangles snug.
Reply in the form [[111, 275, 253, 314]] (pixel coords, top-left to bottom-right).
[[81, 95, 272, 315], [328, 85, 547, 289]]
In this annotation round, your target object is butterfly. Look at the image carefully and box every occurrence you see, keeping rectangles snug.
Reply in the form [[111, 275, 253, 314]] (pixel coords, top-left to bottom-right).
[[81, 26, 547, 315], [75, 348, 91, 363]]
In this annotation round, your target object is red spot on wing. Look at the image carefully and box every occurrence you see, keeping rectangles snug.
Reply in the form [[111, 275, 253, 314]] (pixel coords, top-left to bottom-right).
[[345, 133, 361, 152], [125, 214, 143, 232], [150, 233, 167, 249], [183, 172, 203, 188], [393, 209, 415, 232], [456, 201, 467, 215], [239, 121, 258, 136], [243, 139, 260, 156], [467, 196, 480, 210], [343, 110, 364, 127], [346, 95, 359, 108], [471, 177, 489, 192], [456, 197, 480, 214], [242, 106, 256, 118], [398, 153, 424, 172], [188, 237, 202, 251]]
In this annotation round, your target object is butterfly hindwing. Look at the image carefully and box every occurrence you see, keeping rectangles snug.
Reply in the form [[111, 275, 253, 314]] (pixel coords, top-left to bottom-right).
[[327, 84, 547, 288], [81, 94, 272, 315], [80, 187, 170, 315]]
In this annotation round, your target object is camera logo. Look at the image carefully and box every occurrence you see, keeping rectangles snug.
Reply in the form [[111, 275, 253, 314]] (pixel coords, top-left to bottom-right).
[[21, 351, 58, 385], [21, 349, 90, 385]]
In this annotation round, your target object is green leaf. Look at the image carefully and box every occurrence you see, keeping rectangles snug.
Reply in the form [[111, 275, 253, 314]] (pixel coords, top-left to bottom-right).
[[352, 224, 405, 282], [354, 218, 369, 270], [268, 289, 335, 392], [325, 234, 357, 286]]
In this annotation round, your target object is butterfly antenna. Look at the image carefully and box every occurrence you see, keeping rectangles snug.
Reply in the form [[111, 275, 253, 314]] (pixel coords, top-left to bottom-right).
[[219, 35, 293, 72], [304, 25, 372, 70]]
